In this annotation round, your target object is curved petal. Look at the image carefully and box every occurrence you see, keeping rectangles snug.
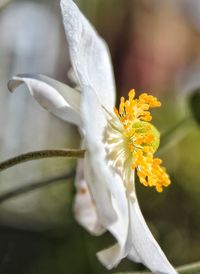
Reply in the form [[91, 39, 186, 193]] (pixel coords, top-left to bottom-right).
[[81, 86, 129, 268], [60, 0, 116, 110], [74, 160, 105, 235], [85, 156, 130, 269], [127, 193, 177, 274], [97, 173, 136, 269], [97, 244, 123, 268], [84, 156, 116, 227], [8, 74, 81, 126]]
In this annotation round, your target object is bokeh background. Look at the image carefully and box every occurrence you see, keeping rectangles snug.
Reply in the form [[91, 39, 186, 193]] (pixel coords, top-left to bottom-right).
[[0, 0, 200, 273]]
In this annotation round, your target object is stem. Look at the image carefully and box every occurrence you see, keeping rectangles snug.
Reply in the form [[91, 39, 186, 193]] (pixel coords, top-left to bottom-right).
[[177, 261, 200, 273], [0, 171, 75, 204], [114, 261, 200, 274], [0, 149, 85, 172], [159, 115, 193, 153]]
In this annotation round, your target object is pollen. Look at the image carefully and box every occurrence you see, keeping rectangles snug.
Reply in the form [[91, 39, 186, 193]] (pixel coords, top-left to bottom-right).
[[114, 89, 171, 192]]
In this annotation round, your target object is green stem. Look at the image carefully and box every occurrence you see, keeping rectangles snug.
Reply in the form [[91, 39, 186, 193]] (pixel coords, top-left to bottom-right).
[[0, 171, 75, 203], [177, 261, 200, 273], [159, 115, 193, 153], [0, 149, 85, 172], [114, 261, 200, 274]]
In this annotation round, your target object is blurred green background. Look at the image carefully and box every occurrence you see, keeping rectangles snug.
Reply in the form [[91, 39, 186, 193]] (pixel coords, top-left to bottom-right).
[[0, 0, 199, 273]]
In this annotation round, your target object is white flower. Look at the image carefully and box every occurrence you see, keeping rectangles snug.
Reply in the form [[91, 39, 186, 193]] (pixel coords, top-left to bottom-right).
[[8, 0, 177, 273]]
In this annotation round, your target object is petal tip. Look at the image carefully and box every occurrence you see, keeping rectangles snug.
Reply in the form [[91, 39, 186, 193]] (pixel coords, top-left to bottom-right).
[[7, 76, 23, 93], [7, 73, 37, 92], [96, 244, 122, 270]]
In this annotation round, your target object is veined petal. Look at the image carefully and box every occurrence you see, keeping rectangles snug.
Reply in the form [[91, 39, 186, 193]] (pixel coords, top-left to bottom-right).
[[74, 160, 105, 236], [8, 74, 81, 126], [60, 0, 116, 110], [127, 194, 177, 274], [81, 86, 129, 267]]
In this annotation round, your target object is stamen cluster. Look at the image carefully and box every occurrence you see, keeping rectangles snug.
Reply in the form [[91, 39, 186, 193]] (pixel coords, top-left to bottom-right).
[[114, 90, 171, 192]]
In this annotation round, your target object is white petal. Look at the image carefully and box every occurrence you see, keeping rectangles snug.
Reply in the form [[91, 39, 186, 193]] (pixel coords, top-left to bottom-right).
[[97, 244, 122, 268], [127, 194, 177, 274], [85, 155, 130, 269], [84, 156, 116, 227], [81, 87, 129, 268], [8, 74, 81, 126], [60, 0, 116, 110], [97, 174, 136, 269], [74, 160, 105, 236]]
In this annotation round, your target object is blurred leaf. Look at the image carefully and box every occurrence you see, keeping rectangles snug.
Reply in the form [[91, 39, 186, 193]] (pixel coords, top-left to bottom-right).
[[0, 171, 75, 204], [0, 0, 12, 9], [189, 88, 200, 126]]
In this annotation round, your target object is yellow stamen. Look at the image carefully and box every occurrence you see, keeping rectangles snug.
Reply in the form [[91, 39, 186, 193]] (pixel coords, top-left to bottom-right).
[[115, 90, 171, 192]]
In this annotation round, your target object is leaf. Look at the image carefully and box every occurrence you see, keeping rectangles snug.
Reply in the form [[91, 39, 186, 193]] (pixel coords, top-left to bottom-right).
[[189, 88, 200, 126]]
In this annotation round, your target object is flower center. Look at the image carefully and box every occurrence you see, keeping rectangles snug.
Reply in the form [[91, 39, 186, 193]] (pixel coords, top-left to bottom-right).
[[104, 90, 171, 192], [124, 120, 160, 155]]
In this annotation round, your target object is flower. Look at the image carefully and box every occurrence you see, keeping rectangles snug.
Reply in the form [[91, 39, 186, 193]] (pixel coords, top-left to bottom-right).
[[106, 90, 171, 193], [8, 0, 177, 273]]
